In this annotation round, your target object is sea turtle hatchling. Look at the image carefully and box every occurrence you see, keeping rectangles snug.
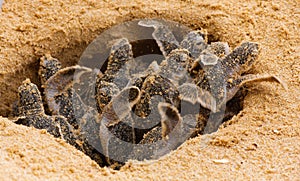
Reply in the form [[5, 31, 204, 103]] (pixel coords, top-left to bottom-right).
[[14, 19, 286, 168]]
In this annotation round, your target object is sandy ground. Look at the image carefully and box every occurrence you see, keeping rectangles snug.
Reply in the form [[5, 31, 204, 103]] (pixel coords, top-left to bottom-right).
[[0, 0, 299, 180]]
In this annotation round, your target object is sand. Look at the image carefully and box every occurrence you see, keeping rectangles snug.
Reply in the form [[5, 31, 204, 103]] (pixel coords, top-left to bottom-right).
[[0, 0, 299, 180]]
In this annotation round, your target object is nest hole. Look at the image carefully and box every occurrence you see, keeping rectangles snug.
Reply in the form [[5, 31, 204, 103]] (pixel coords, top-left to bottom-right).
[[11, 19, 246, 170]]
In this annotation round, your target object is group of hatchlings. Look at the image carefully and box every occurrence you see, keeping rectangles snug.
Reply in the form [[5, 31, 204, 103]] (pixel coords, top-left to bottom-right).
[[13, 19, 285, 169]]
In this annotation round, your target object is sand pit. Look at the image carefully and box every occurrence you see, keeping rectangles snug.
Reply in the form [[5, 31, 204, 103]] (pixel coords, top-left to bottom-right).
[[0, 0, 299, 180]]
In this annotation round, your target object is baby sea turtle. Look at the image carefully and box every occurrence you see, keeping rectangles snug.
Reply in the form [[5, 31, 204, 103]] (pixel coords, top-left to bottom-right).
[[14, 19, 286, 169]]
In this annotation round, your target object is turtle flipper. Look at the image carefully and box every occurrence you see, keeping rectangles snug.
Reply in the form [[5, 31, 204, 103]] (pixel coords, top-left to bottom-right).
[[226, 74, 287, 102], [44, 65, 92, 114], [129, 102, 183, 161], [158, 102, 181, 139], [98, 86, 140, 164], [180, 30, 207, 59], [159, 49, 192, 85], [221, 42, 260, 77], [138, 19, 180, 57], [96, 82, 120, 112], [106, 38, 134, 75], [15, 80, 75, 142], [206, 42, 230, 58], [178, 83, 199, 104], [101, 86, 140, 127], [104, 38, 134, 87], [197, 87, 217, 113], [38, 54, 62, 86], [96, 38, 134, 112], [99, 86, 140, 166], [17, 79, 45, 116]]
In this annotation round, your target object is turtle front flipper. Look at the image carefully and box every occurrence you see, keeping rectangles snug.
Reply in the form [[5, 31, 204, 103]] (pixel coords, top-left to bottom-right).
[[96, 82, 120, 112], [15, 79, 74, 141], [38, 54, 62, 86], [106, 38, 134, 76], [102, 38, 134, 88], [180, 30, 208, 59], [101, 86, 141, 127], [17, 79, 45, 116], [130, 102, 183, 161], [44, 65, 92, 114], [133, 74, 180, 130], [159, 49, 193, 85], [134, 102, 196, 160], [158, 99, 199, 142], [96, 38, 135, 112], [98, 86, 140, 166], [220, 42, 260, 77], [138, 19, 180, 57], [206, 42, 230, 58], [158, 102, 182, 139], [178, 83, 200, 104], [226, 74, 287, 102], [44, 65, 94, 127]]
